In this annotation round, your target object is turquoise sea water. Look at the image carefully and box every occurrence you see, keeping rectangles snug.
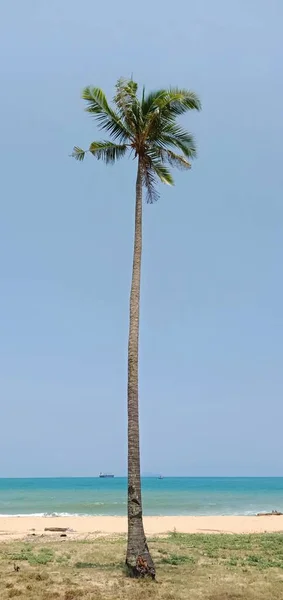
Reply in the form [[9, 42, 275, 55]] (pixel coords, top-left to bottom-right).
[[0, 478, 282, 517]]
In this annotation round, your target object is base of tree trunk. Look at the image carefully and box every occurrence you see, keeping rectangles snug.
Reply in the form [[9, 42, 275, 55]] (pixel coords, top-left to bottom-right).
[[126, 551, 156, 579], [126, 511, 155, 579]]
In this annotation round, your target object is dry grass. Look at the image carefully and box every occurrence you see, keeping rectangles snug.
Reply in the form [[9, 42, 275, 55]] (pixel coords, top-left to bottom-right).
[[0, 533, 283, 599]]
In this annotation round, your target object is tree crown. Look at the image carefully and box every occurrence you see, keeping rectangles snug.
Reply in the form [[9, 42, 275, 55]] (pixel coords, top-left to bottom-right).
[[72, 77, 201, 202]]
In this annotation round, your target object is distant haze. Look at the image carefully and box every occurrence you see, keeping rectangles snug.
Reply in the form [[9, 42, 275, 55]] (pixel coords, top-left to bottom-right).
[[0, 0, 282, 477]]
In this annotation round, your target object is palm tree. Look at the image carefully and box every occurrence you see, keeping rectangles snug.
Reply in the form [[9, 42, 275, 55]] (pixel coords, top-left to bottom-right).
[[72, 78, 201, 577]]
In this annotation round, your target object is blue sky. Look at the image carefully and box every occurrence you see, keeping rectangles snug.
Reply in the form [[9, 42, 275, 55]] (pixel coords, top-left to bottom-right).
[[0, 0, 282, 477]]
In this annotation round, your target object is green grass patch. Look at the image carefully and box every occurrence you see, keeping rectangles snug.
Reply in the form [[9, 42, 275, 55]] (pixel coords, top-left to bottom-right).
[[245, 554, 283, 569], [74, 560, 122, 570], [161, 553, 195, 566], [9, 545, 54, 566]]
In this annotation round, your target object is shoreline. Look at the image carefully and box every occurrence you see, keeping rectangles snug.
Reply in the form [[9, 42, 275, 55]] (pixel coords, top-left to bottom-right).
[[0, 515, 283, 541]]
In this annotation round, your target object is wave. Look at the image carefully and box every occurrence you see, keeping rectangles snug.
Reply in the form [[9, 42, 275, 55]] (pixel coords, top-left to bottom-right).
[[0, 510, 265, 518]]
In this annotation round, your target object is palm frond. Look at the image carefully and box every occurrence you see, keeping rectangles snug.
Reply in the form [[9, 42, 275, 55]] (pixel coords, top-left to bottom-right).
[[151, 162, 174, 185], [71, 146, 86, 161], [155, 88, 201, 115], [156, 123, 197, 158], [141, 148, 175, 203], [82, 86, 130, 142], [142, 91, 199, 148], [165, 150, 191, 170], [141, 162, 159, 204], [141, 90, 173, 142], [141, 89, 165, 117], [151, 146, 191, 170], [143, 89, 200, 141], [114, 78, 138, 111], [89, 141, 128, 164], [114, 78, 142, 134]]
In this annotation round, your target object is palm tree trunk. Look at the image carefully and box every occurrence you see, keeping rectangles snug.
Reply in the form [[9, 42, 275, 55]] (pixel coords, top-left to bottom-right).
[[126, 158, 155, 579]]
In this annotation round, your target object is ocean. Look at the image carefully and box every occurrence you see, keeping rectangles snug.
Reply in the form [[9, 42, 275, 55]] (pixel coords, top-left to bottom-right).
[[0, 478, 282, 517]]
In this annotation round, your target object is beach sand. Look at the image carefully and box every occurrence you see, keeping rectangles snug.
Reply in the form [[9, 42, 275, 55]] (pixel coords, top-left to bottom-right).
[[0, 515, 283, 541]]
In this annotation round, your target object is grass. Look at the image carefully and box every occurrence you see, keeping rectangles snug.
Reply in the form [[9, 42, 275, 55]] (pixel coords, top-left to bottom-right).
[[0, 533, 283, 599], [8, 546, 54, 566]]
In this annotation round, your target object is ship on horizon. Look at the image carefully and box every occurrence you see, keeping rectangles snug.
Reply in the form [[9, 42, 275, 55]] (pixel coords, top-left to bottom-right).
[[99, 472, 114, 478]]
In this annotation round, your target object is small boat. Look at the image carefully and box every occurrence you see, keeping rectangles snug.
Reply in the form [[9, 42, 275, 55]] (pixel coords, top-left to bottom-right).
[[158, 475, 164, 480], [99, 472, 114, 478]]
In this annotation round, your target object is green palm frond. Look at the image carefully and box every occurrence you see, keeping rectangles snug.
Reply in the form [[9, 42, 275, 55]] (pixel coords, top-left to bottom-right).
[[141, 89, 165, 117], [141, 162, 174, 204], [157, 123, 197, 158], [71, 146, 86, 161], [89, 141, 128, 164], [141, 149, 175, 203], [151, 162, 174, 185], [143, 89, 201, 142], [141, 90, 169, 140], [151, 146, 191, 170], [165, 150, 191, 170], [141, 163, 159, 204], [82, 86, 130, 142], [155, 88, 201, 115]]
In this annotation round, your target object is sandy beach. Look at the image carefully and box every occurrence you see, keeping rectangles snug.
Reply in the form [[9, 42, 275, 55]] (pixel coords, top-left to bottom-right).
[[0, 515, 283, 541]]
